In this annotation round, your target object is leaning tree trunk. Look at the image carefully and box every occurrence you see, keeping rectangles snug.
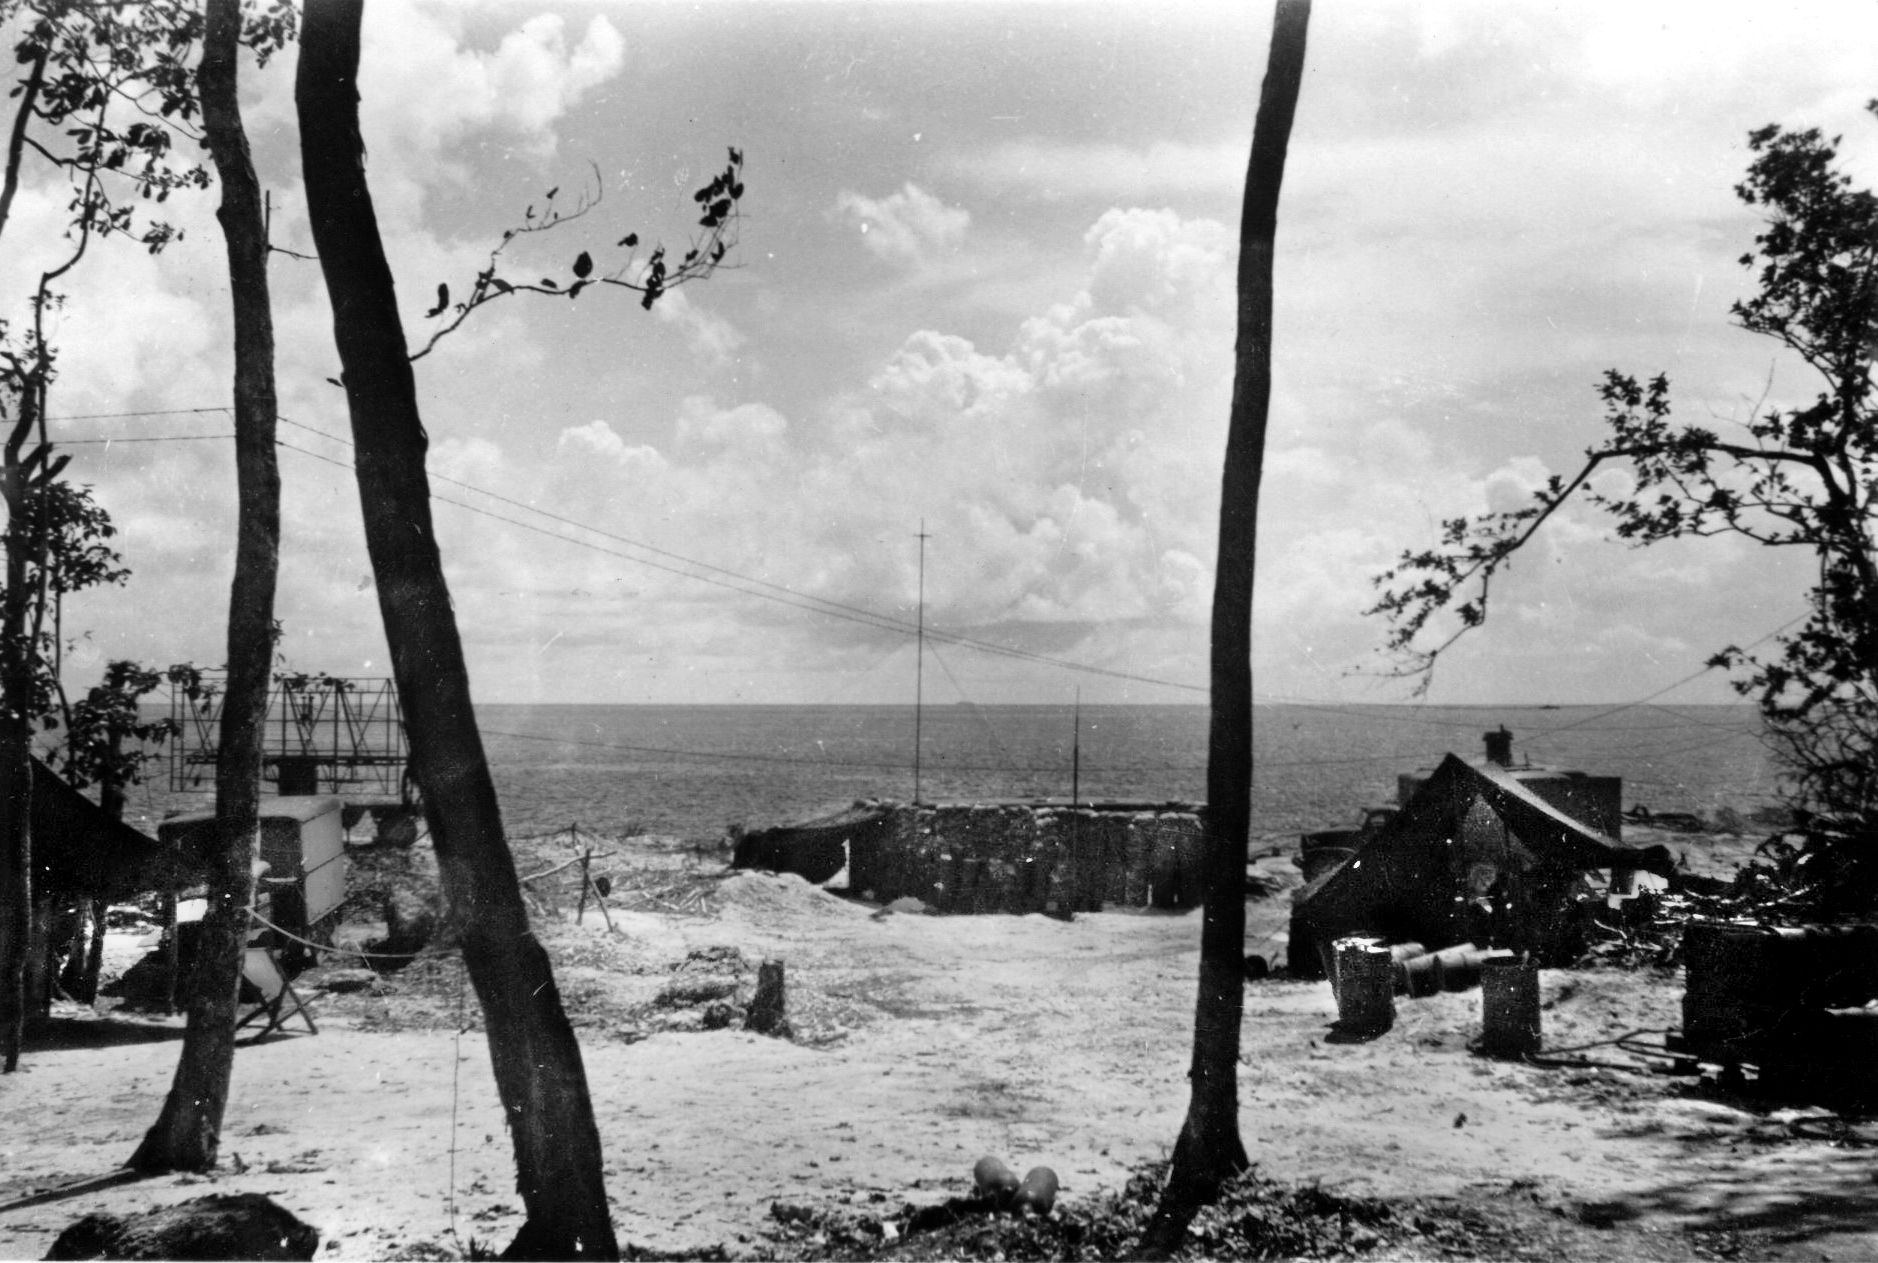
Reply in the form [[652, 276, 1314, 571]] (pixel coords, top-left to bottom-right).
[[296, 5, 618, 1257], [1144, 1, 1310, 1251], [129, 0, 280, 1171]]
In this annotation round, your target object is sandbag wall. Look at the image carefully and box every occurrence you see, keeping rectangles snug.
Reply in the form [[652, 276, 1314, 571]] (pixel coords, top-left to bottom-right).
[[850, 801, 1204, 914]]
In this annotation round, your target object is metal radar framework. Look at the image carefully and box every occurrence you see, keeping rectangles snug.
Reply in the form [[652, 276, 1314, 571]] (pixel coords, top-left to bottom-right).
[[169, 672, 415, 815]]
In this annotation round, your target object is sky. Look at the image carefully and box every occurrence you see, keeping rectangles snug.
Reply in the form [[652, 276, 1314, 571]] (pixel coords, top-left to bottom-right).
[[3, 0, 1876, 707]]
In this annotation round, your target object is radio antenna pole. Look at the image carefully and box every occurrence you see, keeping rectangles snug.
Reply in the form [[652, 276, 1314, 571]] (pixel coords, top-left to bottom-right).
[[1071, 687, 1082, 807], [914, 521, 929, 805]]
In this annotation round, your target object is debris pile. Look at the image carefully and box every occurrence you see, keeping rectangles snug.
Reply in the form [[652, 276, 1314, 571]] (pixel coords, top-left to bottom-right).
[[758, 1160, 1428, 1261], [618, 945, 796, 1043]]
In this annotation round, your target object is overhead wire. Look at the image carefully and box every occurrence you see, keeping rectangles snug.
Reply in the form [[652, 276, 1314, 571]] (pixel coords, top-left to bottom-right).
[[53, 406, 1207, 691], [1538, 616, 1806, 736], [53, 404, 1792, 778], [268, 421, 1206, 693], [45, 405, 1792, 722]]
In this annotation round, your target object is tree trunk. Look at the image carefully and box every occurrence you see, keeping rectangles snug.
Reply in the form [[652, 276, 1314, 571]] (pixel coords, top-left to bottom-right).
[[24, 887, 51, 1016], [0, 451, 35, 1071], [62, 894, 107, 1004], [0, 14, 49, 1080], [295, 5, 618, 1257], [63, 736, 128, 1003], [58, 896, 90, 999], [1145, 1, 1309, 1250], [129, 0, 280, 1172]]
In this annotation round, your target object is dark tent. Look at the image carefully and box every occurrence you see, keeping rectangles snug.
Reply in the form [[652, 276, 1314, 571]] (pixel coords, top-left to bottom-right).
[[1289, 753, 1673, 975], [30, 757, 200, 901], [733, 802, 895, 886]]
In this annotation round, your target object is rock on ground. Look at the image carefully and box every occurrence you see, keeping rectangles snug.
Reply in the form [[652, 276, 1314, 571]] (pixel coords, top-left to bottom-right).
[[45, 1192, 319, 1261]]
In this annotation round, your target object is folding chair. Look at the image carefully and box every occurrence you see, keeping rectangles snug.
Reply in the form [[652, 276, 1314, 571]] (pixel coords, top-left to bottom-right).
[[235, 944, 318, 1039]]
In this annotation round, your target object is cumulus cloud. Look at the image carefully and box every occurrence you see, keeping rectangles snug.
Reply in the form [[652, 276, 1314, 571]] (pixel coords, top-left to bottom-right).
[[834, 183, 971, 269], [558, 420, 673, 479], [525, 205, 1236, 690], [360, 6, 625, 164], [430, 435, 508, 487], [675, 397, 788, 452], [652, 288, 746, 367]]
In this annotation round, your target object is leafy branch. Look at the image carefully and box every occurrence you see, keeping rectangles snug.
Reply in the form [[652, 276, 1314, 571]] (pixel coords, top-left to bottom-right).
[[1368, 106, 1878, 715], [408, 147, 746, 363]]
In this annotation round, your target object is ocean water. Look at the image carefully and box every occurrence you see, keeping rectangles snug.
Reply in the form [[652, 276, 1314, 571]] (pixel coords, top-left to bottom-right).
[[124, 702, 1778, 843]]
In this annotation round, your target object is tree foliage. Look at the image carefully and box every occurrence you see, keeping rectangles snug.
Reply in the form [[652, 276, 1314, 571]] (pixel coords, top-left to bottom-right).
[[56, 657, 172, 788], [0, 477, 124, 719], [1370, 103, 1878, 904]]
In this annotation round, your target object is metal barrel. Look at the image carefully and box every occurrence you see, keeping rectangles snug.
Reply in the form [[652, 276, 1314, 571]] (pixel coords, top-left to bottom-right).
[[1329, 934, 1383, 997], [1396, 952, 1440, 998], [1433, 943, 1516, 993], [1334, 938, 1395, 1035]]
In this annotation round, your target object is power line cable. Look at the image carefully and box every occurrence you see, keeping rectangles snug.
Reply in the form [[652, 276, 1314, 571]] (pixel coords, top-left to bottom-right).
[[1539, 615, 1807, 737], [50, 409, 1209, 691], [275, 414, 936, 637], [49, 406, 231, 422], [925, 641, 1022, 773], [45, 407, 1807, 725], [61, 433, 234, 444], [271, 431, 1206, 693]]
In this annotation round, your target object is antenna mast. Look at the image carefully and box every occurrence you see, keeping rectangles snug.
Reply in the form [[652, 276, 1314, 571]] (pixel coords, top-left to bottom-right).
[[914, 520, 929, 805], [1071, 687, 1082, 807]]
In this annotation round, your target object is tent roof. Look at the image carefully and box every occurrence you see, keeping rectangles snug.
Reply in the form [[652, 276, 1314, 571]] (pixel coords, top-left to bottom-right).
[[32, 757, 201, 900], [1294, 753, 1668, 929]]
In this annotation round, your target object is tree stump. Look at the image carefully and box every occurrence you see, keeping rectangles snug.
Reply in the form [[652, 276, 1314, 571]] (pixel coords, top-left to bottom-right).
[[375, 887, 441, 963], [744, 958, 792, 1038]]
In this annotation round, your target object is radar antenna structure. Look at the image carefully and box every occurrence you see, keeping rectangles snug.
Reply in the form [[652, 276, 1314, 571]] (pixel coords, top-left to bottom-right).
[[169, 671, 412, 806]]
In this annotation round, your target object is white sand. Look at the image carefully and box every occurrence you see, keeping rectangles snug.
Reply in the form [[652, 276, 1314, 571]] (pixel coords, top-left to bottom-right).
[[2, 871, 1873, 1259]]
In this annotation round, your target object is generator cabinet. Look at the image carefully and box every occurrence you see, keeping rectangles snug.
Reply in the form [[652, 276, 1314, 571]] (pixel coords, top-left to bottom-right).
[[160, 795, 348, 970]]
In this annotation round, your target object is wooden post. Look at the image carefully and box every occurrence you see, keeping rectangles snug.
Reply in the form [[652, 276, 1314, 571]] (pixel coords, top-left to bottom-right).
[[1480, 958, 1541, 1057], [589, 864, 615, 935], [575, 849, 592, 925], [159, 892, 179, 1015], [745, 958, 789, 1037]]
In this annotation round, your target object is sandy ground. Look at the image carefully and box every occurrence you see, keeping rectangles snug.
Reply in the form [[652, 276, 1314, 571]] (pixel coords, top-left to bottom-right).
[[2, 841, 1875, 1260]]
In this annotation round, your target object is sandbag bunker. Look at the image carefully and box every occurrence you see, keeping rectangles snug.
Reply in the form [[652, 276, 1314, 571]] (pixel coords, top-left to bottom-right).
[[732, 798, 1207, 914]]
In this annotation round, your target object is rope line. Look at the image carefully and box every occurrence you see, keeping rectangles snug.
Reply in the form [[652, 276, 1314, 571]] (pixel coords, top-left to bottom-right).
[[447, 957, 466, 1251], [246, 907, 440, 962]]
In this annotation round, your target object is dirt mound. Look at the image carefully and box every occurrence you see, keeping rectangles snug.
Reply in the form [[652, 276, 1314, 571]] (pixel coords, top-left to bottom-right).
[[715, 870, 873, 926]]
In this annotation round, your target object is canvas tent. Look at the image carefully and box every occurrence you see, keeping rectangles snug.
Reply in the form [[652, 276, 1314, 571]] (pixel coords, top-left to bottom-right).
[[733, 801, 895, 885], [1288, 753, 1673, 977], [32, 756, 200, 901]]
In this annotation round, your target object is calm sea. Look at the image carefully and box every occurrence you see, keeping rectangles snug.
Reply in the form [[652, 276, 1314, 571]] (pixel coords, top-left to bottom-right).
[[122, 702, 1776, 843]]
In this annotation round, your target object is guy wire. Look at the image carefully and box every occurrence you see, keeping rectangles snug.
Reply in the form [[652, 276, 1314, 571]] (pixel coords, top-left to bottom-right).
[[448, 956, 466, 1249]]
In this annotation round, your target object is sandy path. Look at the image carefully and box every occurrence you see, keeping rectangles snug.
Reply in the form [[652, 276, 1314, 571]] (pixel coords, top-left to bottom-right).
[[3, 873, 1875, 1259]]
